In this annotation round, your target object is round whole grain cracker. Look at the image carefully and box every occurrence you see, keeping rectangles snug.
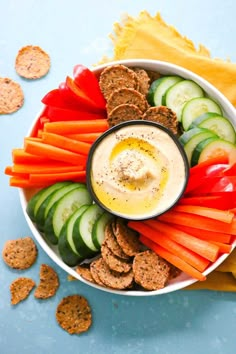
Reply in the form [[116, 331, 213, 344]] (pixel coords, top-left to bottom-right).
[[15, 45, 50, 79], [90, 257, 105, 286], [113, 219, 142, 257], [94, 257, 134, 290], [106, 87, 148, 114], [131, 67, 151, 96], [56, 295, 92, 334], [76, 264, 94, 283], [105, 223, 130, 260], [34, 263, 59, 299], [0, 77, 24, 114], [101, 241, 132, 273], [10, 277, 36, 305], [142, 105, 179, 135], [2, 236, 37, 269], [108, 103, 143, 127], [99, 64, 139, 100], [133, 250, 170, 290]]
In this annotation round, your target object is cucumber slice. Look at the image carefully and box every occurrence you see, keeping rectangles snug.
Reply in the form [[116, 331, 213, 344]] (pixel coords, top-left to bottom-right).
[[92, 212, 114, 249], [165, 80, 205, 121], [181, 97, 223, 130], [58, 205, 90, 266], [44, 186, 92, 245], [193, 138, 236, 165], [35, 182, 85, 231], [179, 128, 218, 165], [26, 181, 71, 222], [191, 136, 220, 166], [147, 76, 183, 106], [73, 203, 104, 255], [191, 115, 236, 144], [188, 112, 221, 129]]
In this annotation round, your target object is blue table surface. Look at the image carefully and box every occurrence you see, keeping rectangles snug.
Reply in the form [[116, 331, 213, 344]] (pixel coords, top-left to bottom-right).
[[1, 1, 236, 353]]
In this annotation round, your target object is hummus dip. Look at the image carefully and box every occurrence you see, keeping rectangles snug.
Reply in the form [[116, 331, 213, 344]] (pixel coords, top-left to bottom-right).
[[89, 122, 188, 219]]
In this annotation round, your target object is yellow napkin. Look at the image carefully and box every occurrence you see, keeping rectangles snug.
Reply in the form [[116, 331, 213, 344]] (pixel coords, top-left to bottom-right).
[[104, 10, 236, 291]]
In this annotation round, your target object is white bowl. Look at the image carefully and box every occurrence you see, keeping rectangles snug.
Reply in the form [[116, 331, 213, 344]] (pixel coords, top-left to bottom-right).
[[20, 59, 236, 296]]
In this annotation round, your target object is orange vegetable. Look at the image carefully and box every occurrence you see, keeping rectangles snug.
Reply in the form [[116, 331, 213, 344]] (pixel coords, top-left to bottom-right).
[[41, 132, 92, 156], [144, 219, 220, 262], [65, 132, 102, 143], [12, 149, 52, 164], [43, 119, 109, 135], [139, 235, 206, 281], [12, 163, 84, 174], [9, 176, 51, 188], [211, 242, 232, 254], [172, 204, 234, 223], [170, 224, 232, 244], [24, 140, 87, 165], [158, 210, 233, 235], [29, 170, 86, 183], [128, 221, 210, 272]]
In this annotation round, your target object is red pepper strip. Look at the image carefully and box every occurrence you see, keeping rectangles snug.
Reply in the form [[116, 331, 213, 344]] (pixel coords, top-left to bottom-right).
[[190, 156, 229, 175], [178, 195, 232, 210], [190, 176, 236, 195], [42, 88, 82, 111], [45, 105, 106, 121], [73, 64, 106, 109], [223, 163, 236, 176], [186, 164, 228, 194], [64, 76, 106, 113]]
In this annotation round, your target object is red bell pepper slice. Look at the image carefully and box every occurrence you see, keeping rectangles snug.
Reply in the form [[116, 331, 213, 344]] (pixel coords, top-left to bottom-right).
[[190, 156, 229, 175], [190, 176, 236, 195], [42, 88, 82, 111], [73, 64, 106, 109], [45, 105, 106, 121], [223, 163, 236, 176], [63, 76, 105, 113], [186, 164, 228, 194], [179, 195, 232, 210]]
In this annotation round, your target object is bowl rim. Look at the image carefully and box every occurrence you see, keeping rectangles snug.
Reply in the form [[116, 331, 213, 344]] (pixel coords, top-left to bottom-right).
[[19, 58, 236, 296], [86, 119, 190, 220]]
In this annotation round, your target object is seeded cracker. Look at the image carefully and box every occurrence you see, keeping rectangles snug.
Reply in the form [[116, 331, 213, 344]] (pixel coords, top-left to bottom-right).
[[101, 241, 132, 273], [56, 295, 92, 335], [10, 277, 36, 305], [143, 106, 179, 135], [132, 67, 151, 95], [90, 257, 106, 286], [94, 257, 134, 290], [0, 78, 24, 114], [99, 64, 139, 100], [133, 250, 170, 290], [108, 103, 143, 127], [15, 45, 50, 79], [2, 236, 37, 269], [34, 264, 59, 299], [105, 223, 131, 260], [76, 264, 95, 283], [106, 87, 149, 114], [113, 219, 142, 257]]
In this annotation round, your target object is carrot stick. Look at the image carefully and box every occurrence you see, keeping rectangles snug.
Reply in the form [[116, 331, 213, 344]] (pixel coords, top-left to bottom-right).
[[29, 170, 86, 183], [128, 221, 210, 272], [178, 195, 230, 209], [143, 219, 220, 262], [43, 119, 109, 135], [24, 140, 87, 165], [41, 132, 92, 155], [65, 132, 102, 143], [9, 176, 51, 188], [170, 224, 232, 244], [211, 242, 232, 254], [172, 204, 234, 223], [12, 149, 53, 164], [12, 163, 84, 174], [4, 166, 29, 178], [158, 210, 233, 234], [139, 235, 206, 281]]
